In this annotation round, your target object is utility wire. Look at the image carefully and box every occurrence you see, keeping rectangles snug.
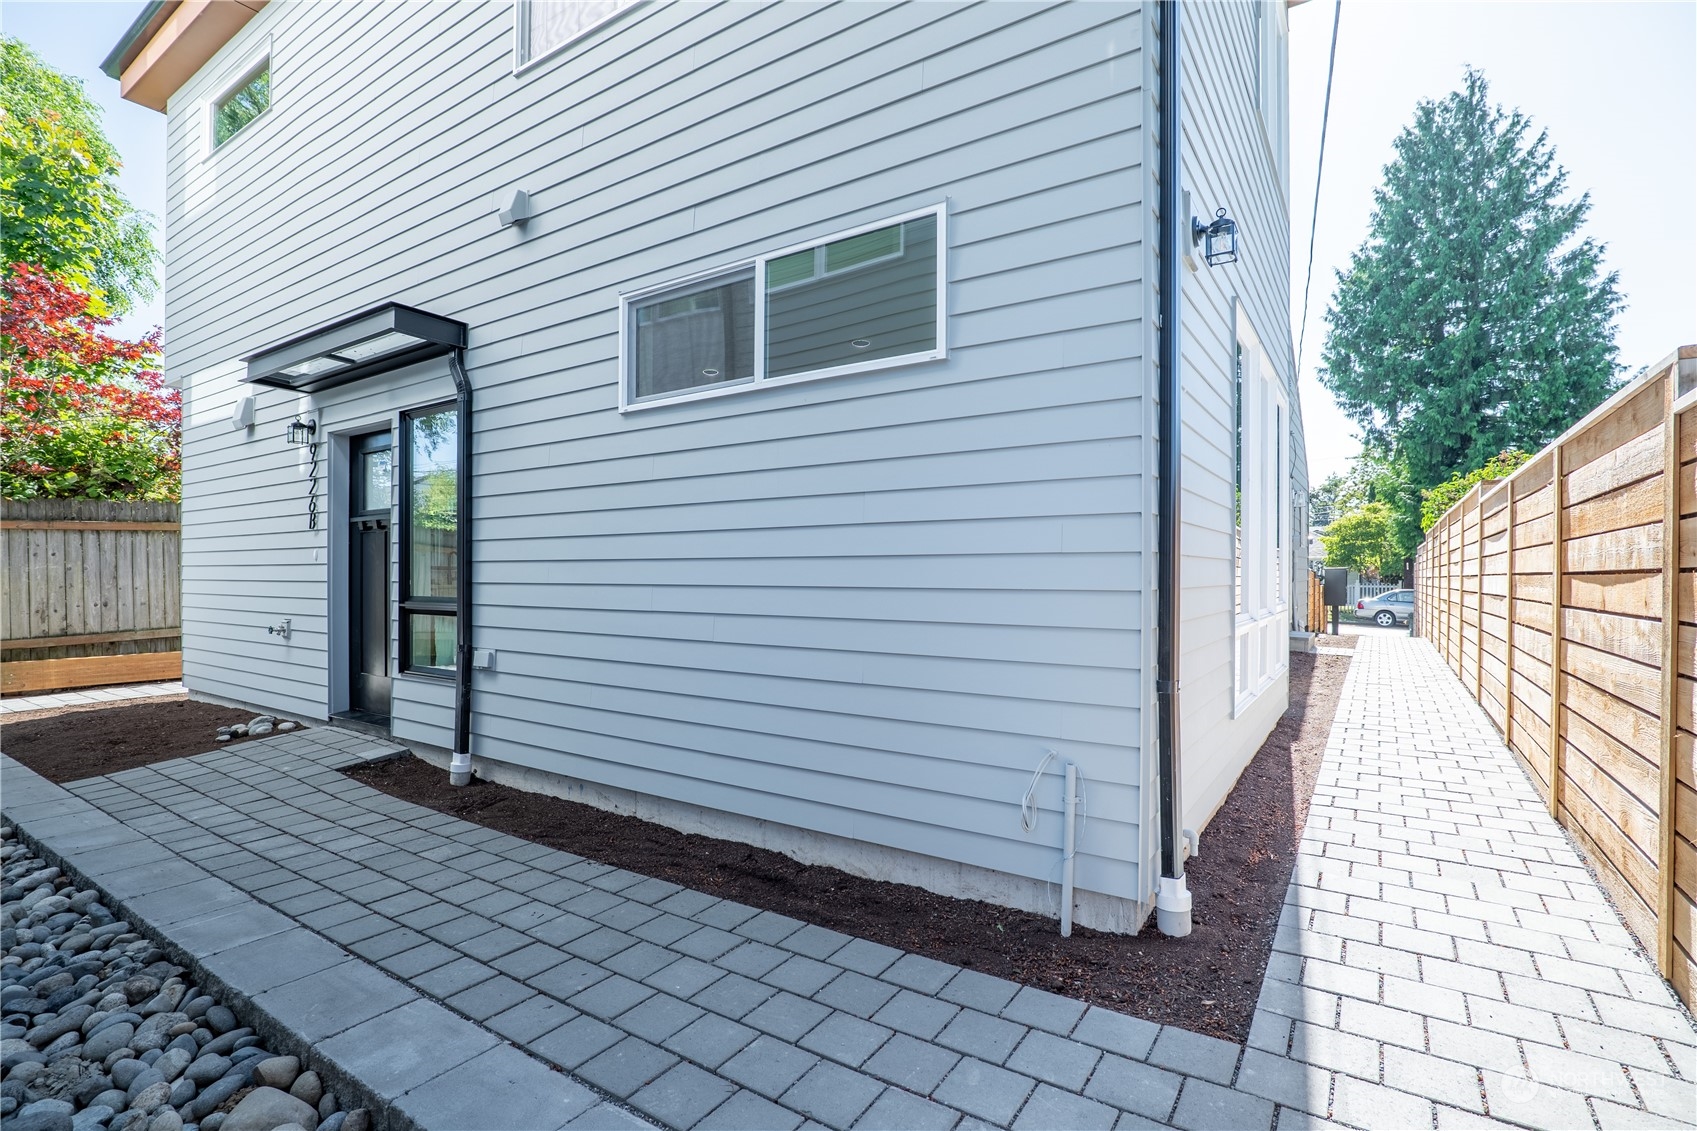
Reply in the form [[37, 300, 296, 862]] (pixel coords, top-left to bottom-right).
[[1295, 0, 1343, 381]]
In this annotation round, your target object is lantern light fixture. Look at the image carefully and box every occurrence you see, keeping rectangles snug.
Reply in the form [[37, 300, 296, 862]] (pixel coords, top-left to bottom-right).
[[1192, 206, 1239, 267], [285, 416, 317, 447]]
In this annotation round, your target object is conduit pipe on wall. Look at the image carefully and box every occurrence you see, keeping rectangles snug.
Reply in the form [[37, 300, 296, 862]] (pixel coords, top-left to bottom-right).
[[448, 350, 476, 787], [1061, 761, 1078, 937], [1154, 0, 1193, 938]]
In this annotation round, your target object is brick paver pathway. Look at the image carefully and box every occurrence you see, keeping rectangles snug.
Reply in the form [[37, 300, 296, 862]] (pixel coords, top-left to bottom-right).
[[4, 636, 1693, 1128], [1242, 635, 1695, 1130]]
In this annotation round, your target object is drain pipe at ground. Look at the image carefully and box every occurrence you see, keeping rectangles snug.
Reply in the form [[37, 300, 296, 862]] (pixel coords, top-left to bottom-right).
[[1154, 0, 1193, 938], [447, 349, 476, 788]]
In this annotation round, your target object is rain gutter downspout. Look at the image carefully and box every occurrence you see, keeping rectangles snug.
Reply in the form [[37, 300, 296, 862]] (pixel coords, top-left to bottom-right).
[[1154, 0, 1192, 937], [447, 350, 475, 786]]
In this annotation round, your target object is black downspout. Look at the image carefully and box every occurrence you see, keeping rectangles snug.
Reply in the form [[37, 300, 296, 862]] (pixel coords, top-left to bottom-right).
[[1154, 0, 1191, 936], [447, 350, 475, 785]]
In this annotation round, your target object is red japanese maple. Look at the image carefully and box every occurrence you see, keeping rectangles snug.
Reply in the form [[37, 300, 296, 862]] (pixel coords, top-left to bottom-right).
[[1, 263, 178, 500]]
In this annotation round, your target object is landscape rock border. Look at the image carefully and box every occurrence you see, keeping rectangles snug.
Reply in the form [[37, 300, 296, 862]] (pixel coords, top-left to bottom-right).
[[2, 825, 386, 1131]]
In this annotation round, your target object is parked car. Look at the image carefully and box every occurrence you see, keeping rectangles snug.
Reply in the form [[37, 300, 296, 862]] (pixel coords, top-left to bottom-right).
[[1357, 589, 1415, 627]]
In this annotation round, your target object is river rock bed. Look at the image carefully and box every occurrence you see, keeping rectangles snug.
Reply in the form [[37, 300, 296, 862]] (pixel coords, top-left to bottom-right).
[[2, 825, 371, 1131]]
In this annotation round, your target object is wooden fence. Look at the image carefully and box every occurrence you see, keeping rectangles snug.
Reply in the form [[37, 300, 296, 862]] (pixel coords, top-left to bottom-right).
[[1416, 346, 1697, 1010], [1, 499, 182, 694]]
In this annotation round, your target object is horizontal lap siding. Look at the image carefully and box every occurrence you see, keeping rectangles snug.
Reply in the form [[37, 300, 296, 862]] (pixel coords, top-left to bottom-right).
[[1174, 1, 1294, 833], [166, 1, 1152, 903]]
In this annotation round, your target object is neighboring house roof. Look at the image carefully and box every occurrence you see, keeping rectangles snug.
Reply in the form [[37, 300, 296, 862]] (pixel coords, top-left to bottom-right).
[[101, 0, 266, 112]]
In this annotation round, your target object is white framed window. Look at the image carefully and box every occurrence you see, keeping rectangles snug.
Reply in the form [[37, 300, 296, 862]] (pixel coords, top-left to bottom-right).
[[619, 205, 947, 412], [515, 0, 637, 73], [1232, 304, 1289, 713], [203, 42, 271, 156], [1253, 0, 1290, 181]]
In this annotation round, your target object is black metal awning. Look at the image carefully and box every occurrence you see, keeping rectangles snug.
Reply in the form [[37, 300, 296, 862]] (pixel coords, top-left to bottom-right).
[[245, 304, 468, 394]]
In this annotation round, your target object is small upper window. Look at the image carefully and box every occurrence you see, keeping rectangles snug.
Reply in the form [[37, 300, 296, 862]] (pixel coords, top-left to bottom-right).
[[213, 60, 269, 149], [516, 0, 635, 70]]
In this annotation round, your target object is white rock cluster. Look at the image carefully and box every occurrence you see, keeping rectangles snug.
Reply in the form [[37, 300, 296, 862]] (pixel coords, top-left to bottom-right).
[[2, 827, 367, 1131]]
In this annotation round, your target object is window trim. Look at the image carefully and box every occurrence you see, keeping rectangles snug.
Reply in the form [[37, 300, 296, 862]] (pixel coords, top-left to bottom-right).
[[398, 401, 459, 679], [1231, 301, 1290, 716], [203, 42, 271, 157], [513, 0, 638, 76], [618, 203, 948, 413]]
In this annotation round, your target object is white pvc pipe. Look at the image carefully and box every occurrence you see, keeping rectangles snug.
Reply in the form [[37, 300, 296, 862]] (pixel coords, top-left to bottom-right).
[[1061, 761, 1077, 937]]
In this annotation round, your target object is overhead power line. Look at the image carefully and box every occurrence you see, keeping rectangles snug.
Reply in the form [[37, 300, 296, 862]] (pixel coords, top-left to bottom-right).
[[1295, 0, 1343, 381]]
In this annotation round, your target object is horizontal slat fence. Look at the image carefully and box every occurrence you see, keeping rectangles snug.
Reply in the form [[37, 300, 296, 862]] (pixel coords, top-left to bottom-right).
[[1417, 346, 1697, 1010], [1, 499, 182, 693]]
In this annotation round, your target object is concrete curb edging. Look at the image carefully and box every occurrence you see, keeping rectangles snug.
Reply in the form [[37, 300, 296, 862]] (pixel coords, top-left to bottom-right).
[[1, 754, 647, 1131]]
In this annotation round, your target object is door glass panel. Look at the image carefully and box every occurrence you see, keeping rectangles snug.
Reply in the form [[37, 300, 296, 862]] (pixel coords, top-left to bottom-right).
[[407, 613, 456, 673], [408, 410, 457, 599], [361, 449, 392, 513]]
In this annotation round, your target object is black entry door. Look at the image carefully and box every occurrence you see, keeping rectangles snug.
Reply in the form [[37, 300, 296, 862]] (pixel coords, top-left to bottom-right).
[[349, 431, 393, 722]]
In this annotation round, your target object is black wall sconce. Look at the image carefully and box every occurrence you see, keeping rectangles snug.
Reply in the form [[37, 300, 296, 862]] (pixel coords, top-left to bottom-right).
[[286, 416, 321, 529], [286, 416, 317, 446], [1193, 207, 1239, 267]]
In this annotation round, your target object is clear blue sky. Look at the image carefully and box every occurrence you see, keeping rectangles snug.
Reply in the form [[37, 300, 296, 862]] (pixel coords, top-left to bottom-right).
[[1289, 0, 1697, 484], [7, 1, 1694, 488]]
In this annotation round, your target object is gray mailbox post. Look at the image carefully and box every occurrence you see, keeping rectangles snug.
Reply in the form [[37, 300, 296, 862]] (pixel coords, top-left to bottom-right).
[[1324, 567, 1348, 636]]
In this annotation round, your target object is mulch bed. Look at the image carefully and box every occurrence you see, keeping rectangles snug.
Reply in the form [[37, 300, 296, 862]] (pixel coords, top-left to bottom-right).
[[1312, 633, 1358, 648], [0, 697, 293, 783], [349, 651, 1350, 1041]]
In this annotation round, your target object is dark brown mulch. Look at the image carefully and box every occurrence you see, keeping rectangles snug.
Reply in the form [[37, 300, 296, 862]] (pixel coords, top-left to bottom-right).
[[0, 697, 298, 783], [1312, 633, 1359, 648], [350, 651, 1350, 1040]]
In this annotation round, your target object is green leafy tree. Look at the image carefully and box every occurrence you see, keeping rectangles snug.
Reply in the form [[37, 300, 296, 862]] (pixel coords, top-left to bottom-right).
[[1421, 448, 1532, 530], [1320, 68, 1621, 492], [1320, 502, 1399, 579], [0, 36, 156, 313], [1313, 449, 1422, 565]]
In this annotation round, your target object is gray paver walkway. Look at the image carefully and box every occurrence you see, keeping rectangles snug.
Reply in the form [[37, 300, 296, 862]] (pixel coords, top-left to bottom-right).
[[4, 635, 1693, 1129], [1, 679, 185, 714]]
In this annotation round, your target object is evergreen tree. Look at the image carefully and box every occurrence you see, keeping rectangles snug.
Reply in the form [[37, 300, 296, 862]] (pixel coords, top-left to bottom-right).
[[1320, 69, 1621, 490]]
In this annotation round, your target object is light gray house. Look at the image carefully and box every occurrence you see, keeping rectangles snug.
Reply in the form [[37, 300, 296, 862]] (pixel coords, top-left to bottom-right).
[[106, 0, 1306, 935]]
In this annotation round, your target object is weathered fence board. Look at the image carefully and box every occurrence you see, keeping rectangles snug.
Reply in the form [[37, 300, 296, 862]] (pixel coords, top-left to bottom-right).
[[1416, 345, 1697, 1010], [1, 499, 181, 691]]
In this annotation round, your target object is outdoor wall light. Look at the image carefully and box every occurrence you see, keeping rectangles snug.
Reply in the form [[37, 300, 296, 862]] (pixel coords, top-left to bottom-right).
[[285, 416, 317, 446], [1193, 207, 1239, 267]]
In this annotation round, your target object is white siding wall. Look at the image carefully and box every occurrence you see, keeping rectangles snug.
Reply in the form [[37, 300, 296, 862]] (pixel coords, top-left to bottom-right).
[[168, 1, 1156, 918], [1166, 0, 1297, 834]]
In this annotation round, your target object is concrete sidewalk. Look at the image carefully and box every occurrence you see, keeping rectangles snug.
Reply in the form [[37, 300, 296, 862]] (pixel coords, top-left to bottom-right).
[[4, 636, 1693, 1129]]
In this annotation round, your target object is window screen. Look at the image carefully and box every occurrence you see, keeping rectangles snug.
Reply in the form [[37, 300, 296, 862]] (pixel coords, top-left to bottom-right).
[[630, 271, 756, 401], [520, 0, 634, 67]]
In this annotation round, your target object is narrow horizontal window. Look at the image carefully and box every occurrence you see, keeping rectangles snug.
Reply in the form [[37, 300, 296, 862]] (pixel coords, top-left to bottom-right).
[[620, 206, 945, 411], [213, 60, 269, 148]]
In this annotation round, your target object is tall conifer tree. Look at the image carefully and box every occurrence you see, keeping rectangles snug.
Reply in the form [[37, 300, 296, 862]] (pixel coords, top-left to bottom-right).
[[1320, 69, 1621, 489]]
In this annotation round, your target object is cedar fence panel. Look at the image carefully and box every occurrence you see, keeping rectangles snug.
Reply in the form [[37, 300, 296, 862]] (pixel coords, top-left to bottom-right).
[[1, 498, 181, 693], [1416, 345, 1697, 1010]]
